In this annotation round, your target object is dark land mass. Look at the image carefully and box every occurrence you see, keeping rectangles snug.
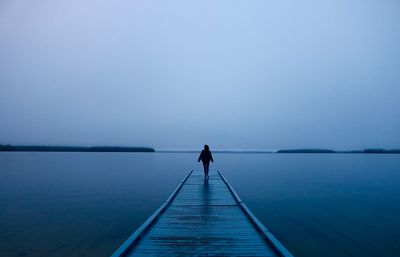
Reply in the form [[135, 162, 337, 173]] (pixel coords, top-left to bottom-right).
[[277, 148, 400, 154], [159, 149, 400, 154], [362, 148, 400, 154], [0, 145, 155, 152], [1, 145, 399, 154]]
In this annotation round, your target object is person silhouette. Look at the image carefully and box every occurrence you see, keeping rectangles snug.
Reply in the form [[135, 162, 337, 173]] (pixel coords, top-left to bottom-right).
[[198, 145, 214, 178]]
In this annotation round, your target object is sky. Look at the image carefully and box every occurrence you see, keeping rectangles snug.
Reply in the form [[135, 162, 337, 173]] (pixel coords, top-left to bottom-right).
[[0, 0, 399, 150]]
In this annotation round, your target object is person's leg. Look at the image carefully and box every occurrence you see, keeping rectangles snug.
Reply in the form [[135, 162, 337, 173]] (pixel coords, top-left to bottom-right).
[[203, 162, 207, 177], [205, 162, 209, 177]]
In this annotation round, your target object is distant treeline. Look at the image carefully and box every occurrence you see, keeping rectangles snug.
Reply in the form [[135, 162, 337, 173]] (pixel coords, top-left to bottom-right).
[[277, 148, 400, 154], [1, 145, 399, 154], [0, 145, 155, 152], [362, 149, 400, 154]]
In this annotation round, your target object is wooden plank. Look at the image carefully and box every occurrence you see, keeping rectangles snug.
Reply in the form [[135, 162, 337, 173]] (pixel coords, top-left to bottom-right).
[[130, 205, 277, 256], [111, 170, 294, 257]]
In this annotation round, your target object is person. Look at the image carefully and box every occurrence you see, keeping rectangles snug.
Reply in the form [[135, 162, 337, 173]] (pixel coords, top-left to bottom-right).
[[198, 145, 214, 178]]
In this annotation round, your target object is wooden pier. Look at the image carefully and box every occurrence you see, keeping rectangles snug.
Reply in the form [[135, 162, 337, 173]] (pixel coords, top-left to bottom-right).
[[111, 170, 294, 257]]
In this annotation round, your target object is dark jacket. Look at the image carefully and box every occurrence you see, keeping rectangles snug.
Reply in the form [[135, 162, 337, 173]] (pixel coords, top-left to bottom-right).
[[198, 150, 214, 163]]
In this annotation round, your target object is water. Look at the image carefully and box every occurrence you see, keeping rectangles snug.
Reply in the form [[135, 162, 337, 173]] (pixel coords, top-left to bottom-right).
[[0, 152, 399, 257]]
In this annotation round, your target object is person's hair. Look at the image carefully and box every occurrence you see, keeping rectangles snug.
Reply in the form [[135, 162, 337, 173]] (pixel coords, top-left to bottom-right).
[[204, 145, 209, 151]]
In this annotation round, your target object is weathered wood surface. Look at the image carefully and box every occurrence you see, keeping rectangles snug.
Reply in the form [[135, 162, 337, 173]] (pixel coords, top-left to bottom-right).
[[112, 170, 294, 257]]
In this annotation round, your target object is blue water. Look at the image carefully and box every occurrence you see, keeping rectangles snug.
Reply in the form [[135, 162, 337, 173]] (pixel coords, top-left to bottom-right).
[[0, 152, 399, 257]]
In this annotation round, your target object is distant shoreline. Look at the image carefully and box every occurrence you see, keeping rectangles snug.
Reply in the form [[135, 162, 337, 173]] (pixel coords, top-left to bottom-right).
[[0, 145, 155, 152], [158, 149, 400, 154], [276, 148, 400, 154], [1, 145, 399, 154]]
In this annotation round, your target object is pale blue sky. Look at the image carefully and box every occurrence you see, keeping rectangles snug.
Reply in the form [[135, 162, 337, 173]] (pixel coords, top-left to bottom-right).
[[0, 0, 399, 150]]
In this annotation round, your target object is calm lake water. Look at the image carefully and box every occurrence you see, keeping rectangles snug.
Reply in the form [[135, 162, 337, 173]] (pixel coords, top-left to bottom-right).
[[0, 152, 399, 257]]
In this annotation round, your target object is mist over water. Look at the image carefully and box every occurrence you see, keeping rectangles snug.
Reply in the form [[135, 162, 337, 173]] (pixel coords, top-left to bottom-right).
[[1, 152, 399, 257], [1, 0, 400, 149]]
